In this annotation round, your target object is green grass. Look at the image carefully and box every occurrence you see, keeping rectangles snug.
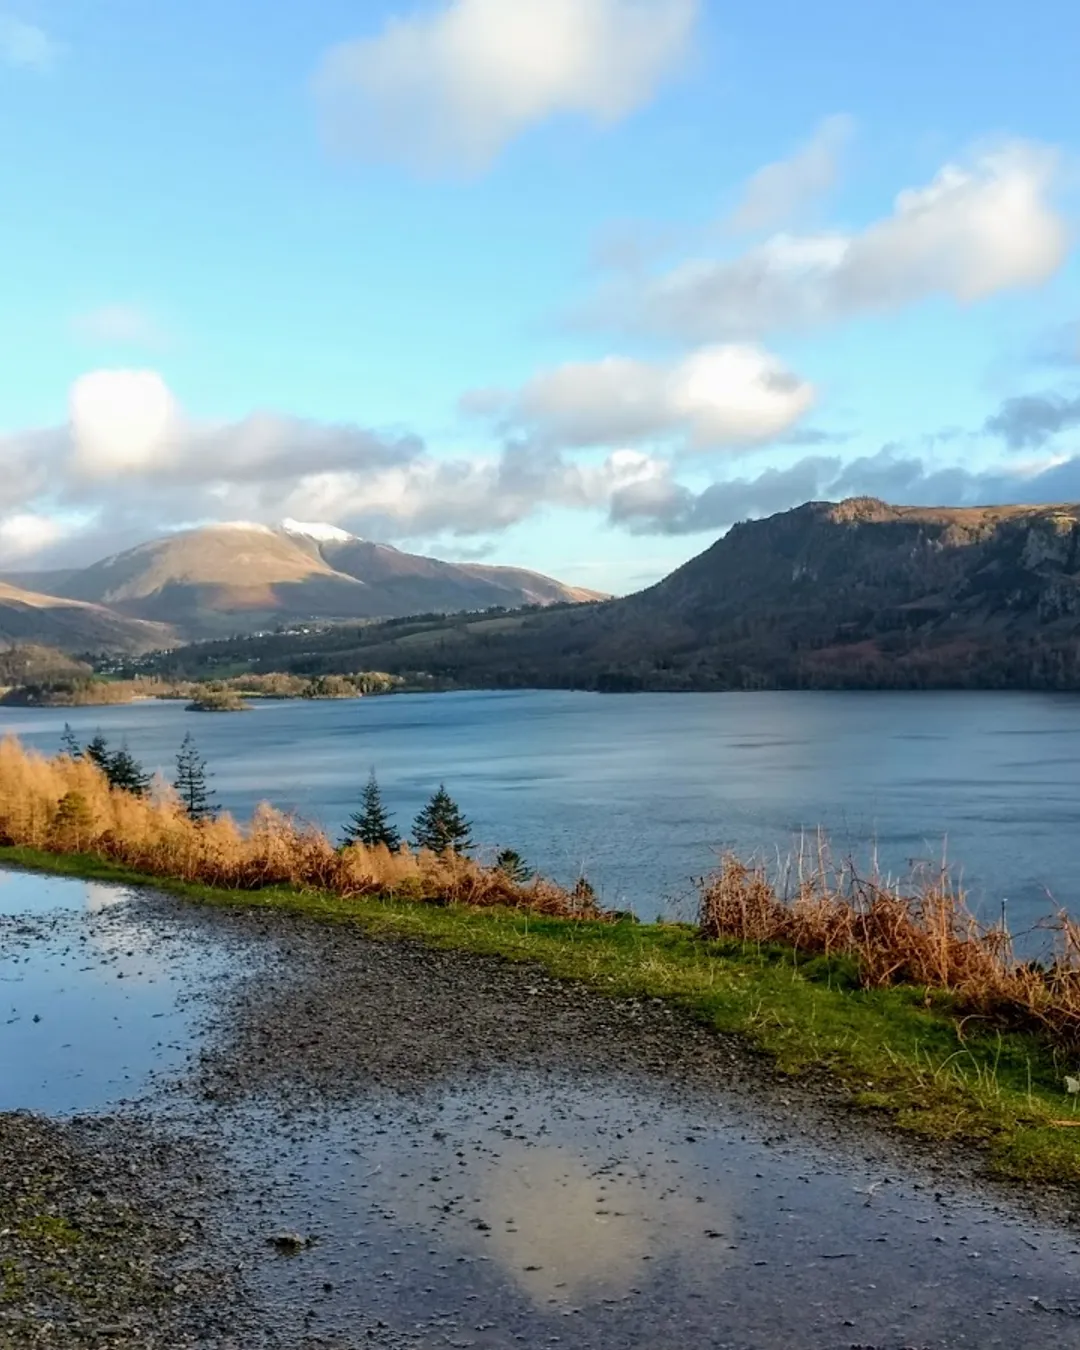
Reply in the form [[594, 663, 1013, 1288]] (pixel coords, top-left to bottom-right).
[[4, 844, 1080, 1183]]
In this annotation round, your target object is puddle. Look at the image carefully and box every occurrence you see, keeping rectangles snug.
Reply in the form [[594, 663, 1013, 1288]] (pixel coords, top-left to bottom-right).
[[215, 1078, 1080, 1349], [0, 869, 239, 1115]]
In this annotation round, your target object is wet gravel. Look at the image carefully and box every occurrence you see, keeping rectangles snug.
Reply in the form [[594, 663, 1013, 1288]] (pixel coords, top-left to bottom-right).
[[5, 881, 1080, 1347]]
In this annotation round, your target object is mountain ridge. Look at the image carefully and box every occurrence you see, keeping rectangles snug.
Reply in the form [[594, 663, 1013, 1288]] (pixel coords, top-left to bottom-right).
[[0, 523, 603, 646], [186, 498, 1080, 692]]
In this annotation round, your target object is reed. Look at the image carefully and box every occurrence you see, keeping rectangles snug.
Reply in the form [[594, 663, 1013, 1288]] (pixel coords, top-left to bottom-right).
[[698, 844, 1080, 1049], [0, 735, 602, 920]]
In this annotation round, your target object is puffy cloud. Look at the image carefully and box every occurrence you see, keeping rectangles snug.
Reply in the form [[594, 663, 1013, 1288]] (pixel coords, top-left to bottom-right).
[[70, 371, 181, 478], [726, 115, 853, 234], [314, 0, 698, 173], [0, 13, 57, 70], [65, 369, 421, 486], [603, 142, 1068, 339], [464, 345, 815, 450], [985, 390, 1080, 450]]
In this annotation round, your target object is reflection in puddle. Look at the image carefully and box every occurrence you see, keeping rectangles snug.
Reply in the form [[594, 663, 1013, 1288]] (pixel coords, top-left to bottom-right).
[[475, 1142, 725, 1303], [0, 868, 237, 1115], [225, 1081, 1080, 1348]]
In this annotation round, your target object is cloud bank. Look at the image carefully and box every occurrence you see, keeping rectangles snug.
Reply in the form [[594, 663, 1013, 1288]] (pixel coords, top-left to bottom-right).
[[3, 367, 1080, 567]]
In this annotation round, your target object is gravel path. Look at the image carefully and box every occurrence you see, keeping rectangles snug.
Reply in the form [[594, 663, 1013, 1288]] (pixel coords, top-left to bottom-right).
[[5, 884, 1080, 1348]]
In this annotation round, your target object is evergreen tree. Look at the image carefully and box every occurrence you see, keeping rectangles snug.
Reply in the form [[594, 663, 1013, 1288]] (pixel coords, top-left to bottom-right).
[[107, 742, 150, 797], [341, 771, 401, 851], [85, 733, 111, 774], [495, 848, 533, 885], [412, 785, 473, 856], [52, 790, 94, 849], [173, 732, 216, 821], [59, 723, 82, 759]]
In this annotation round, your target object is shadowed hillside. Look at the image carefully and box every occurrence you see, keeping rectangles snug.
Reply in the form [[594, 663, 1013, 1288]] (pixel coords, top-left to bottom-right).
[[0, 582, 170, 655]]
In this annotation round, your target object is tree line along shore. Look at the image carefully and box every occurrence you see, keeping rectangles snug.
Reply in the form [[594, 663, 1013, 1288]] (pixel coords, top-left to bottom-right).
[[0, 669, 405, 709], [2, 728, 1080, 1183]]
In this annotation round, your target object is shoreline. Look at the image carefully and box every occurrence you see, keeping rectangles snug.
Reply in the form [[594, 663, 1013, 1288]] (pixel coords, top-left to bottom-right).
[[4, 842, 1080, 1185]]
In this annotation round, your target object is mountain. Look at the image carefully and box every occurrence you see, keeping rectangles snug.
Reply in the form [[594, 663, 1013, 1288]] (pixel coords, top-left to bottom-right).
[[216, 498, 1080, 691], [0, 580, 169, 655], [5, 523, 603, 642]]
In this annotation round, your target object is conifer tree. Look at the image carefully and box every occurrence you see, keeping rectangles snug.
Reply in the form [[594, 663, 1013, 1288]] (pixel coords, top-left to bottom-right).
[[52, 790, 94, 849], [495, 848, 533, 884], [85, 733, 111, 774], [107, 742, 151, 797], [173, 732, 216, 821], [341, 771, 401, 851], [411, 785, 473, 856], [60, 724, 82, 759]]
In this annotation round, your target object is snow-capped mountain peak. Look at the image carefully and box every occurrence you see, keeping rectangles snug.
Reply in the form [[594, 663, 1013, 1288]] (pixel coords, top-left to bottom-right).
[[281, 519, 355, 544]]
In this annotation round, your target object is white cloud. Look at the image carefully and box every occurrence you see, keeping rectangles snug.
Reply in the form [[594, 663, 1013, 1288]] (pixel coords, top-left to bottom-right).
[[0, 12, 57, 70], [0, 368, 678, 562], [314, 0, 699, 173], [726, 115, 854, 234], [278, 444, 669, 539], [69, 370, 181, 478], [70, 305, 170, 350], [607, 141, 1068, 339], [0, 512, 65, 563], [465, 345, 815, 450]]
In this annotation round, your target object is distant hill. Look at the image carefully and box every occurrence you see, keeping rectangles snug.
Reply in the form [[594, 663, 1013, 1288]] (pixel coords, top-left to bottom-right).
[[6, 523, 602, 642], [152, 499, 1080, 691], [0, 581, 169, 655]]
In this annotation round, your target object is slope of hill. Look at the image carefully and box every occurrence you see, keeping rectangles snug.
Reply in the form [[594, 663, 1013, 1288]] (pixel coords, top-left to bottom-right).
[[162, 499, 1080, 691], [10, 524, 602, 641], [0, 582, 170, 655]]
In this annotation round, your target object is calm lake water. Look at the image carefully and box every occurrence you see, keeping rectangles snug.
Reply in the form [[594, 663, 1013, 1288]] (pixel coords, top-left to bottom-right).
[[2, 690, 1079, 927]]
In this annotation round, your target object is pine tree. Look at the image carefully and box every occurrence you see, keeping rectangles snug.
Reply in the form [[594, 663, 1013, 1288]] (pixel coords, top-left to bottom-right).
[[107, 742, 150, 797], [341, 771, 401, 851], [411, 785, 473, 856], [495, 848, 533, 884], [85, 733, 111, 774], [52, 790, 94, 850], [173, 732, 216, 821], [59, 724, 82, 759]]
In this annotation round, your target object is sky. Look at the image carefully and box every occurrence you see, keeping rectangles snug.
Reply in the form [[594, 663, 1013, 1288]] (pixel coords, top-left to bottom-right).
[[1, 0, 1078, 594]]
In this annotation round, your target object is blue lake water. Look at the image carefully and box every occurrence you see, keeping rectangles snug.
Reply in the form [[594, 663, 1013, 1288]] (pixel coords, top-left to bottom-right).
[[2, 689, 1079, 926]]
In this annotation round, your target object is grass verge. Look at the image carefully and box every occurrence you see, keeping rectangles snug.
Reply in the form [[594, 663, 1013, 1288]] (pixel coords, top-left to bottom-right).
[[4, 843, 1080, 1185]]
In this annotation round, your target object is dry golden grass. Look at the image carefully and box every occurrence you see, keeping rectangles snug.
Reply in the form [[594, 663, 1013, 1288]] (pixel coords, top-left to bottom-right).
[[699, 845, 1080, 1048], [0, 735, 603, 920]]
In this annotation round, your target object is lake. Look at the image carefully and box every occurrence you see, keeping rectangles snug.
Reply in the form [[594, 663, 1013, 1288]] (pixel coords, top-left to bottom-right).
[[2, 689, 1079, 928]]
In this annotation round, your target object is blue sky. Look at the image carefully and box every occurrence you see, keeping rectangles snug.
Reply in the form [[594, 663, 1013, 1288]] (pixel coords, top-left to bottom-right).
[[1, 0, 1078, 593]]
